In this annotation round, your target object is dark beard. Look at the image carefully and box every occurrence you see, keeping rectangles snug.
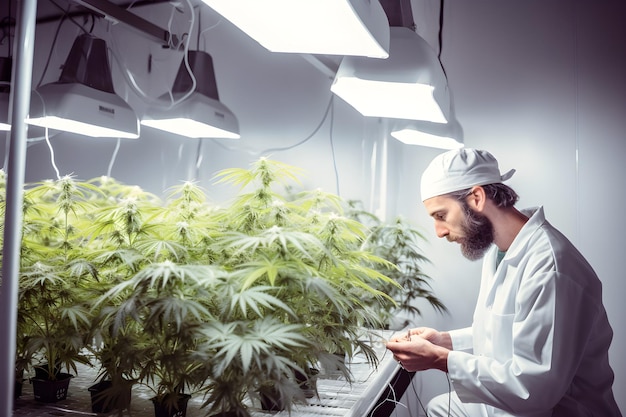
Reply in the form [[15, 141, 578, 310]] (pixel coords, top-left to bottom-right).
[[459, 204, 494, 261]]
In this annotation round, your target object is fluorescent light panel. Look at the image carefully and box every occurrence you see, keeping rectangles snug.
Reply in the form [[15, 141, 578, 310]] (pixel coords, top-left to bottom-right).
[[26, 34, 139, 139], [391, 129, 463, 149], [200, 0, 390, 58], [27, 83, 139, 138], [141, 50, 239, 139], [331, 27, 450, 122], [141, 93, 239, 139]]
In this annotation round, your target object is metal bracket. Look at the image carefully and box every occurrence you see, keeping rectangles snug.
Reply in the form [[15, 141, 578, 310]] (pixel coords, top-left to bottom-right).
[[72, 0, 180, 48], [300, 54, 341, 80]]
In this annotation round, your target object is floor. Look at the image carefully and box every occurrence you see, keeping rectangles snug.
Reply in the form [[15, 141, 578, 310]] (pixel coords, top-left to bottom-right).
[[12, 338, 395, 417], [12, 364, 207, 417], [12, 361, 369, 417]]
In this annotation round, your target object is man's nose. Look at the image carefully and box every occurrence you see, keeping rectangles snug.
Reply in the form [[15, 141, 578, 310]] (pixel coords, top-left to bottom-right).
[[435, 223, 449, 239]]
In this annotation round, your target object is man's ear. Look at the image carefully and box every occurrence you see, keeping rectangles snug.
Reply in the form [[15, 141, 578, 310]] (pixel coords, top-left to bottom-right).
[[467, 186, 487, 212]]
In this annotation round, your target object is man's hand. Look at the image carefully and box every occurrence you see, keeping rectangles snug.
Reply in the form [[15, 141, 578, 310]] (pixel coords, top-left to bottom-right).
[[386, 327, 451, 373], [409, 327, 453, 350]]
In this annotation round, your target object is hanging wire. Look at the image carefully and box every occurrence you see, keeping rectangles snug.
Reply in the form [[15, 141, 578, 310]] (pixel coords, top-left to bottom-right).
[[328, 98, 340, 196], [194, 139, 203, 180], [107, 0, 196, 109], [437, 0, 447, 78], [44, 128, 61, 180], [35, 13, 68, 88], [199, 17, 222, 51], [196, 5, 201, 49], [107, 138, 121, 178], [438, 0, 445, 61], [258, 95, 334, 155], [159, 0, 196, 109], [205, 93, 339, 191]]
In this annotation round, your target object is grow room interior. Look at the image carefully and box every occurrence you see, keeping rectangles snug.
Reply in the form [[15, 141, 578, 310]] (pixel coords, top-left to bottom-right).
[[1, 0, 625, 415]]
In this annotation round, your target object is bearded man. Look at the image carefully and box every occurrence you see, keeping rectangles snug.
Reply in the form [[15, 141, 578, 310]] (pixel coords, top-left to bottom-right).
[[385, 148, 620, 417]]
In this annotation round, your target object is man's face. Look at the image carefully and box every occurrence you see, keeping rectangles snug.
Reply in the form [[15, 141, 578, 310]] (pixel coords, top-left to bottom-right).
[[423, 195, 494, 261]]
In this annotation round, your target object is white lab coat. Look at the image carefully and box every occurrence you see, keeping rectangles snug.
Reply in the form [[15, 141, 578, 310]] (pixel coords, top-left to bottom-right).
[[446, 207, 621, 417]]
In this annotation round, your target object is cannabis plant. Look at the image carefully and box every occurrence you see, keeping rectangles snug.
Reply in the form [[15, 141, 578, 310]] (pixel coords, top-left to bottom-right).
[[88, 178, 224, 411], [347, 200, 447, 329], [17, 177, 100, 380], [197, 158, 397, 417]]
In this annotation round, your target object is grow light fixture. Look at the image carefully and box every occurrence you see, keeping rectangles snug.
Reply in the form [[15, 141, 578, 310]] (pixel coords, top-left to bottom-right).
[[391, 119, 464, 149], [0, 57, 11, 131], [140, 50, 239, 139], [0, 93, 9, 132], [26, 34, 139, 138], [199, 0, 390, 58], [331, 26, 450, 123]]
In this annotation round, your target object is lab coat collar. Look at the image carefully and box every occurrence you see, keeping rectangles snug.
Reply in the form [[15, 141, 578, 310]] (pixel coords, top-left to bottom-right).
[[498, 206, 545, 263]]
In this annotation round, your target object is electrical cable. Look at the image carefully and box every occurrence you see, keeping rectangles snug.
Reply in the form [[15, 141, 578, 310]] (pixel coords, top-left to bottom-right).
[[257, 95, 334, 155], [194, 139, 203, 180], [162, 0, 196, 109], [437, 0, 447, 78], [438, 0, 445, 61], [107, 138, 121, 178], [409, 374, 430, 417], [199, 17, 222, 51], [44, 127, 61, 180], [30, 88, 60, 179], [328, 97, 340, 196], [46, 0, 90, 36], [35, 12, 68, 88], [107, 0, 195, 109], [196, 5, 201, 49], [405, 367, 452, 417]]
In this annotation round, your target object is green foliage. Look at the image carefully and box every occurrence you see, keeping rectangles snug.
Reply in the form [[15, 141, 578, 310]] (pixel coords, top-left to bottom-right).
[[16, 176, 101, 380], [6, 158, 444, 417], [347, 200, 448, 328]]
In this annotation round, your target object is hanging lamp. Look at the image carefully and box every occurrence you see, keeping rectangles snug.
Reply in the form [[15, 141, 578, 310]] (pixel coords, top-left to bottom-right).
[[0, 57, 11, 131], [331, 26, 450, 123], [140, 50, 239, 139], [200, 0, 390, 58], [26, 34, 139, 138]]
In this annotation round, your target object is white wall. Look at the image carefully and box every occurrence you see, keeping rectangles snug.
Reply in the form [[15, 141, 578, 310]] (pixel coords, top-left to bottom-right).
[[3, 0, 625, 414], [392, 1, 626, 415]]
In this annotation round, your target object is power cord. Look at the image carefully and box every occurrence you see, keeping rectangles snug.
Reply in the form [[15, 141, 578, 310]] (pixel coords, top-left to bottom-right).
[[408, 370, 452, 417]]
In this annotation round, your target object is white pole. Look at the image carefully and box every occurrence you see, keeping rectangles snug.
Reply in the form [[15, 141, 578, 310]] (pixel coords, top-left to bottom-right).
[[0, 0, 37, 414]]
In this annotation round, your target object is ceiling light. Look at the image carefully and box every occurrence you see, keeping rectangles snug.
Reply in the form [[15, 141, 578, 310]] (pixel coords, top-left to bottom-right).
[[390, 119, 463, 150], [0, 92, 9, 132], [26, 34, 139, 138], [331, 26, 450, 123], [0, 57, 11, 131], [141, 50, 239, 139], [200, 0, 390, 58]]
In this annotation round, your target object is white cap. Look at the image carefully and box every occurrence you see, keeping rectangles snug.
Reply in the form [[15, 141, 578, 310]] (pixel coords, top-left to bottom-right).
[[420, 148, 515, 201]]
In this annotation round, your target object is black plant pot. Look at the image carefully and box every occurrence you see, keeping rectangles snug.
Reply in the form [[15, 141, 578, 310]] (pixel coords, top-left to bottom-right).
[[31, 373, 73, 402], [295, 368, 319, 398], [151, 393, 191, 417], [88, 380, 132, 413], [259, 386, 284, 412], [14, 379, 23, 399], [14, 369, 24, 399], [33, 363, 62, 380]]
